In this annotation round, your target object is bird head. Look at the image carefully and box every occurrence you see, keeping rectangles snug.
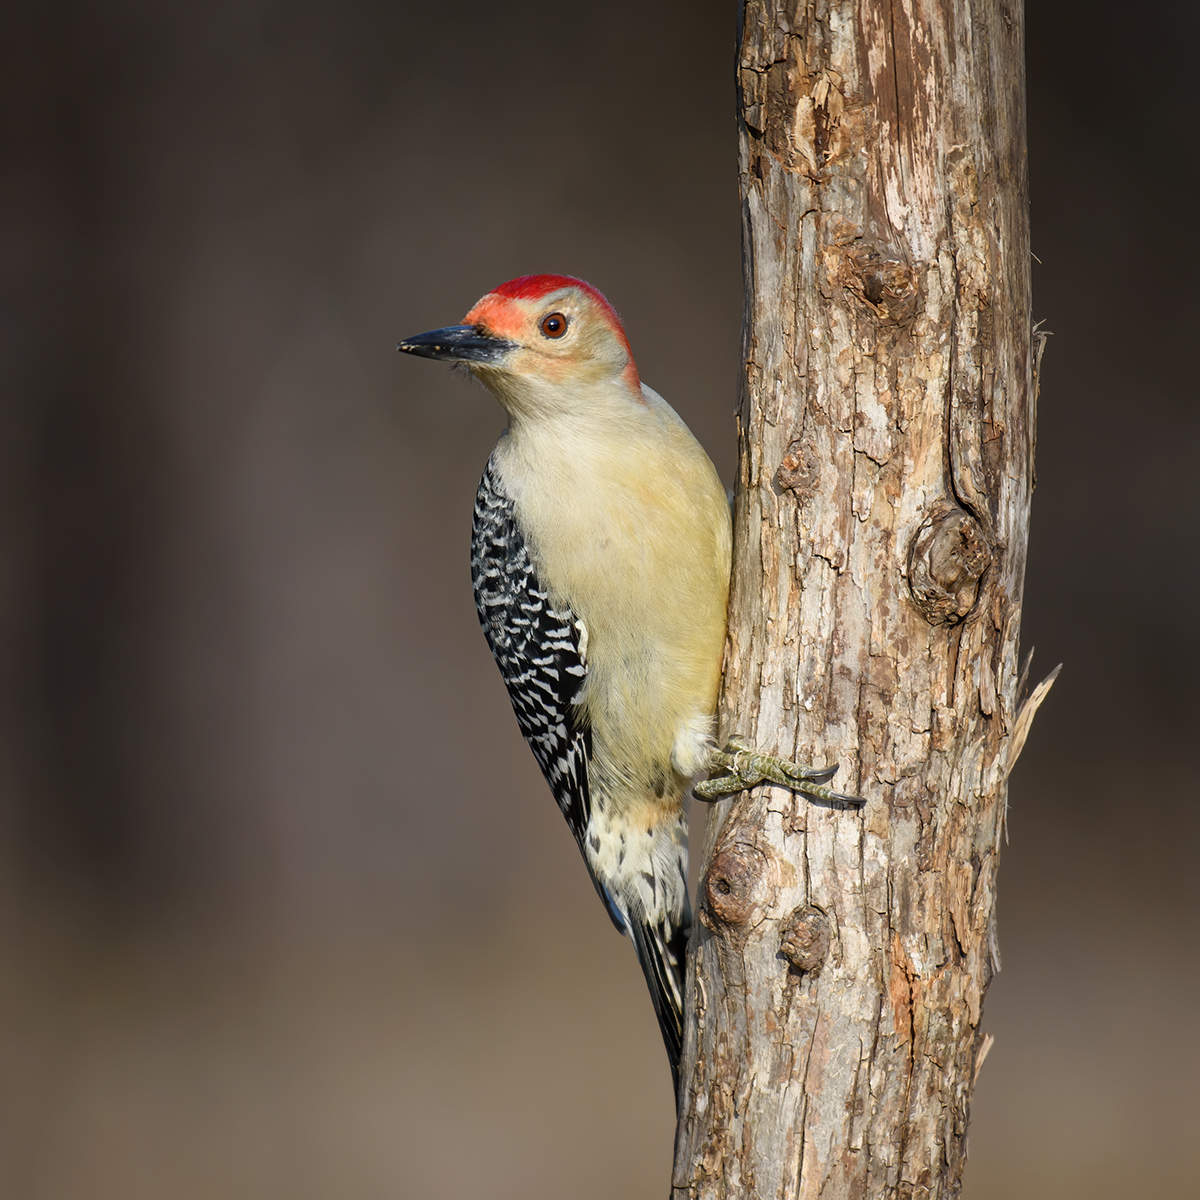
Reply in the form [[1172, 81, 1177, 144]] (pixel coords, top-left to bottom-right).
[[397, 275, 642, 418]]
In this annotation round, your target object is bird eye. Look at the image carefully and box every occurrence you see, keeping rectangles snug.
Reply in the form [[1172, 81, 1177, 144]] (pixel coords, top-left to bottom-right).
[[539, 312, 569, 339]]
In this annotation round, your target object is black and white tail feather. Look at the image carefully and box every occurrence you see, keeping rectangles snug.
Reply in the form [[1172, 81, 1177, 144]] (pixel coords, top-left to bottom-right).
[[629, 905, 690, 1089], [471, 455, 689, 1085]]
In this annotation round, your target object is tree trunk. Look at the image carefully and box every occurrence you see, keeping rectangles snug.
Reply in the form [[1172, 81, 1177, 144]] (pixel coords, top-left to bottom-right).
[[673, 2, 1039, 1196]]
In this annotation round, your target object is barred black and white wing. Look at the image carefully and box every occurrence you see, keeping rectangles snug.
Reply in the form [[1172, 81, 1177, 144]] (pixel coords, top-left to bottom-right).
[[470, 458, 614, 914]]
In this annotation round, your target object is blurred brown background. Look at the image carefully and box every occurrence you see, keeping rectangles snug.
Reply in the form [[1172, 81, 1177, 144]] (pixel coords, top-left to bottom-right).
[[3, 2, 1197, 1197]]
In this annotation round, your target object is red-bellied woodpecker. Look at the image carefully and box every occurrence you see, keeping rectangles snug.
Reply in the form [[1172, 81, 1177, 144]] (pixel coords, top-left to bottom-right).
[[397, 275, 861, 1089]]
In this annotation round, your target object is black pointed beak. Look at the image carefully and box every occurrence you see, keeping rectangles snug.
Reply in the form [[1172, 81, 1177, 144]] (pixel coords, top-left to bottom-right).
[[396, 324, 515, 365]]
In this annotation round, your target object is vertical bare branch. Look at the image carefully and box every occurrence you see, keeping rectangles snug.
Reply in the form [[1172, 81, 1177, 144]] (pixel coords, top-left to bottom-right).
[[674, 2, 1034, 1195]]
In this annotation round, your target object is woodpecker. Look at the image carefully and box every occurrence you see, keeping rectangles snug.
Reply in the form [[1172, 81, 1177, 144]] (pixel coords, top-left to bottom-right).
[[398, 275, 860, 1088]]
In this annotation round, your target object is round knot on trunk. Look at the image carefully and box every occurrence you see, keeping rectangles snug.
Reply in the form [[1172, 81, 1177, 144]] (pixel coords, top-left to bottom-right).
[[825, 240, 919, 323], [907, 501, 993, 625], [701, 845, 765, 929], [775, 439, 819, 498], [780, 905, 831, 974]]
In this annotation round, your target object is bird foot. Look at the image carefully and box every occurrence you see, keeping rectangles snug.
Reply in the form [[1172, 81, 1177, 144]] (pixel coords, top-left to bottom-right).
[[694, 736, 865, 807]]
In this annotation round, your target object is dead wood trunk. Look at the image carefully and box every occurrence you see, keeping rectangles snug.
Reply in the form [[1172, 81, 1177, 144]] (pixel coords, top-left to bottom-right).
[[673, 2, 1038, 1196]]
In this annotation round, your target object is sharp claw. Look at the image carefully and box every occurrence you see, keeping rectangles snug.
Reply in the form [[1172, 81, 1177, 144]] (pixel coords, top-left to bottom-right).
[[779, 763, 838, 785], [796, 781, 866, 808], [830, 792, 866, 807]]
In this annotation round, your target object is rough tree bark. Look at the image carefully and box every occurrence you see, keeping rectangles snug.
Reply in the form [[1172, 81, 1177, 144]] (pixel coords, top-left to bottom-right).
[[673, 2, 1045, 1196]]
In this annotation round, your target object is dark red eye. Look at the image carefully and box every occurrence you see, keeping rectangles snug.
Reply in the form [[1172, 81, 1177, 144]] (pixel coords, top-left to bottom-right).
[[539, 312, 568, 339]]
